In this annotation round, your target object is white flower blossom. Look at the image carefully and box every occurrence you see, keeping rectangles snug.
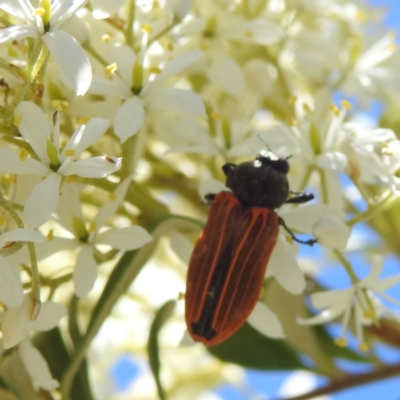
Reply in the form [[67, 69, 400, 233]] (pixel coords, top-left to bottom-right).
[[47, 179, 152, 299], [0, 102, 121, 228], [19, 338, 59, 390], [298, 257, 400, 348], [2, 296, 66, 389], [2, 294, 66, 349], [0, 0, 92, 95], [88, 46, 205, 143]]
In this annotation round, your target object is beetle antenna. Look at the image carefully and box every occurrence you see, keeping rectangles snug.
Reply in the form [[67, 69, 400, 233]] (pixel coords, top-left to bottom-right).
[[256, 133, 273, 153]]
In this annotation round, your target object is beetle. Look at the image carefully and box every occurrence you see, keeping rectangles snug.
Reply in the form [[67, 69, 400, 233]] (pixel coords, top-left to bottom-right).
[[185, 153, 316, 346]]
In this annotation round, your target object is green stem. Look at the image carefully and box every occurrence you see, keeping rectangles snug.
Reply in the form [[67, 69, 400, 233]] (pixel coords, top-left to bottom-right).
[[347, 192, 395, 227], [125, 0, 135, 47], [26, 38, 46, 79], [120, 126, 147, 177], [333, 250, 357, 284], [0, 58, 26, 80], [27, 242, 40, 302], [147, 21, 178, 47], [271, 362, 400, 400], [318, 168, 328, 204], [83, 42, 109, 67], [298, 166, 314, 191]]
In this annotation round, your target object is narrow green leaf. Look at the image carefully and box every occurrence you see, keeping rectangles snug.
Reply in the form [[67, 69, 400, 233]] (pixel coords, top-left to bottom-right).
[[33, 328, 94, 400], [207, 322, 305, 370], [147, 300, 177, 400]]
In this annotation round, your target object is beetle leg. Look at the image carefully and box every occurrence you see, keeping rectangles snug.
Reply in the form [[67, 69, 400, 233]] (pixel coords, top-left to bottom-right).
[[278, 217, 317, 246], [285, 191, 314, 204]]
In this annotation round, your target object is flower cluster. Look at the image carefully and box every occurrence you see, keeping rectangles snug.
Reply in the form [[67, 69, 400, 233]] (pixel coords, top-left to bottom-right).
[[0, 0, 399, 398]]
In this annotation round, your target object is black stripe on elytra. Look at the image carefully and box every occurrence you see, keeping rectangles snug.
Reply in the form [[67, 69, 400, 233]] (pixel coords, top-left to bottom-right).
[[191, 242, 233, 341]]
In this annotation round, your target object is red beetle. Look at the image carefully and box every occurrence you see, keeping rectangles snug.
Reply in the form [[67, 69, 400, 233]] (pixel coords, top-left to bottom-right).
[[185, 154, 316, 345]]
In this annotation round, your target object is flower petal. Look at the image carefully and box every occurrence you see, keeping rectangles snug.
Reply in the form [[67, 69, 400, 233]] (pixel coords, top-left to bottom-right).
[[71, 118, 110, 155], [297, 304, 348, 325], [154, 50, 203, 84], [95, 226, 153, 250], [2, 295, 33, 349], [179, 330, 197, 347], [221, 20, 283, 45], [310, 288, 352, 309], [0, 25, 38, 43], [247, 302, 285, 338], [15, 102, 51, 164], [87, 75, 129, 97], [316, 151, 348, 172], [23, 173, 61, 228], [91, 0, 126, 18], [51, 0, 88, 28], [169, 232, 193, 264], [93, 177, 131, 230], [0, 228, 44, 247], [0, 148, 50, 175], [31, 301, 67, 331], [266, 238, 306, 294], [0, 0, 35, 20], [0, 255, 23, 307], [42, 30, 92, 96], [148, 87, 206, 116], [210, 49, 244, 97], [280, 204, 345, 233], [19, 339, 59, 390], [73, 246, 97, 299], [312, 215, 351, 249], [361, 256, 384, 287], [62, 156, 121, 178], [370, 275, 400, 294], [114, 97, 145, 143]]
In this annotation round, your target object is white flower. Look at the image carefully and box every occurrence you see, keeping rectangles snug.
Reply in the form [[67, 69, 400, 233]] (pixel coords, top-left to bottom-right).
[[2, 294, 67, 349], [266, 204, 345, 294], [50, 179, 152, 299], [0, 0, 92, 95], [247, 302, 285, 339], [88, 46, 205, 143], [312, 215, 351, 249], [177, 0, 283, 97], [341, 123, 400, 193], [0, 101, 121, 228], [0, 228, 44, 308], [2, 296, 66, 389], [19, 338, 59, 390], [298, 257, 400, 348], [343, 34, 400, 100]]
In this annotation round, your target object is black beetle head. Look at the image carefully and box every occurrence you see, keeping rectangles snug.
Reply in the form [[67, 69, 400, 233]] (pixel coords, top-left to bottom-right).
[[223, 156, 290, 209]]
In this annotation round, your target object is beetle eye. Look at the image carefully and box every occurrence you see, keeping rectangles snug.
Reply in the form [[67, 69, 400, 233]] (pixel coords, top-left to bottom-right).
[[253, 160, 262, 168]]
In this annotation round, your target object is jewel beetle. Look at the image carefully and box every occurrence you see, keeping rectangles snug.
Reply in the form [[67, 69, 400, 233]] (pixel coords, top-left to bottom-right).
[[185, 153, 316, 346]]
